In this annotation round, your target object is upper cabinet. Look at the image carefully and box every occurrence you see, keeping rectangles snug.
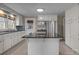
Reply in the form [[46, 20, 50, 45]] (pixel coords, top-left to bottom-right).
[[38, 15, 57, 21], [15, 15, 24, 26]]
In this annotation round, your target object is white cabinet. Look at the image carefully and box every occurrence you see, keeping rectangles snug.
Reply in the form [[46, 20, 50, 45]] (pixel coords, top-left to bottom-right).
[[65, 6, 79, 53], [65, 16, 79, 53], [11, 33, 18, 46], [0, 35, 4, 54], [43, 38, 59, 55], [2, 31, 25, 53], [28, 38, 60, 55], [0, 31, 26, 54], [65, 19, 71, 46], [11, 31, 25, 46], [16, 15, 24, 26], [28, 38, 43, 55], [0, 41, 4, 54], [16, 31, 25, 43], [3, 34, 12, 51]]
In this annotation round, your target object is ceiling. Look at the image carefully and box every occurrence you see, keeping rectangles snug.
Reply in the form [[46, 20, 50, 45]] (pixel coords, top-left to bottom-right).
[[4, 3, 77, 16]]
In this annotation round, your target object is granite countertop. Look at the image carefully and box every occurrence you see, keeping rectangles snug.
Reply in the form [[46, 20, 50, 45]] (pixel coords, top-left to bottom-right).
[[22, 35, 62, 38], [0, 30, 25, 35]]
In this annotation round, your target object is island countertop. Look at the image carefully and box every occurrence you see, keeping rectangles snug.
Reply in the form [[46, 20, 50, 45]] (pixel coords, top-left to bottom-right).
[[0, 30, 25, 35], [22, 35, 63, 38]]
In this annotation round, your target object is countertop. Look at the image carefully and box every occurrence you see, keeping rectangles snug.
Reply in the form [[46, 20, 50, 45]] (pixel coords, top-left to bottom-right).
[[0, 30, 25, 35], [22, 35, 63, 38]]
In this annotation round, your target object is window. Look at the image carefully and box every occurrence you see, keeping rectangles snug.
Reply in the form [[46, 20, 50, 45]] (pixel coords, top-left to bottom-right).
[[0, 17, 16, 30], [7, 19, 15, 29], [0, 17, 6, 29], [0, 9, 16, 30]]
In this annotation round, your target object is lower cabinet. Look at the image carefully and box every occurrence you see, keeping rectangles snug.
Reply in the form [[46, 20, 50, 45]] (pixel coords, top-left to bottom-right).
[[43, 38, 59, 55], [28, 38, 59, 55], [3, 34, 12, 51], [11, 31, 25, 46], [11, 33, 17, 46], [17, 32, 22, 42], [28, 38, 43, 55], [0, 35, 4, 54], [0, 31, 25, 54]]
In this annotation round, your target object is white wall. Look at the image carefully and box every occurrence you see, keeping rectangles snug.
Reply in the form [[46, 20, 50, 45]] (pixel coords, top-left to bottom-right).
[[65, 5, 79, 53]]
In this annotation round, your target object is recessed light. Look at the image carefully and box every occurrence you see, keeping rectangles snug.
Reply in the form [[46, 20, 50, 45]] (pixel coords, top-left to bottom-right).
[[37, 9, 44, 12], [10, 14, 14, 18]]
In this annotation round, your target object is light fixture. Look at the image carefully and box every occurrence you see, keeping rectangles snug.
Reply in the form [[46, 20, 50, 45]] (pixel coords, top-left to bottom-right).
[[0, 9, 6, 16], [9, 14, 16, 20], [10, 14, 14, 18], [37, 8, 44, 12]]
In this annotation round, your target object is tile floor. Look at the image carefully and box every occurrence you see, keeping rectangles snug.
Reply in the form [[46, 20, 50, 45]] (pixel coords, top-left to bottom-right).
[[3, 39, 79, 55]]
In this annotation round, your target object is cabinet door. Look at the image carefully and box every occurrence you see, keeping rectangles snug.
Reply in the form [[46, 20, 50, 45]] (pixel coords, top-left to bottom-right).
[[11, 32, 25, 47], [16, 15, 23, 26], [70, 18, 74, 48], [43, 38, 59, 55], [17, 32, 25, 42], [3, 34, 12, 51], [65, 19, 71, 47], [11, 33, 18, 46], [19, 32, 23, 42], [0, 35, 4, 54], [28, 38, 43, 55], [0, 41, 4, 54], [20, 31, 25, 41], [16, 32, 22, 43], [71, 19, 79, 52]]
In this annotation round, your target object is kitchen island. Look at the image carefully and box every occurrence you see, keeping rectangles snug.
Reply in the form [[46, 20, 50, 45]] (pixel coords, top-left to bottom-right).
[[22, 35, 62, 55]]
